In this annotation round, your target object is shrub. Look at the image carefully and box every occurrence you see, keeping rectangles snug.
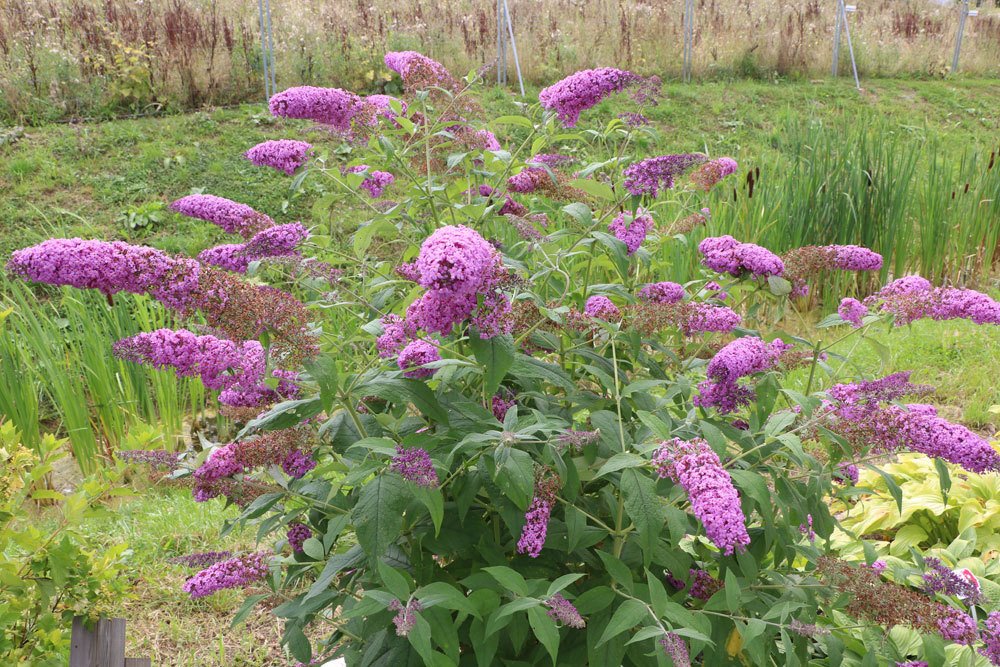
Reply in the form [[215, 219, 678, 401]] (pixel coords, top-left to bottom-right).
[[10, 55, 1000, 666], [0, 423, 128, 666]]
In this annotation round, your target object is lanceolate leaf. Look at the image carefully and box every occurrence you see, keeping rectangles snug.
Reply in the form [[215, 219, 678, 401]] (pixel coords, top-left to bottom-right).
[[354, 474, 412, 564], [619, 468, 665, 565]]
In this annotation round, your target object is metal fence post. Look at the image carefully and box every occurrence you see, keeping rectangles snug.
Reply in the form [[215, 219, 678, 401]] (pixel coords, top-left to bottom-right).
[[952, 0, 970, 73], [832, 0, 843, 76], [502, 0, 526, 96], [682, 0, 694, 82], [264, 0, 277, 96], [257, 0, 271, 100]]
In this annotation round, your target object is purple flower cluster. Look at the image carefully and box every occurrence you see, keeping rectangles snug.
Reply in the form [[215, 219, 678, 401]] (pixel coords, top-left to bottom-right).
[[286, 522, 312, 553], [508, 167, 552, 193], [980, 612, 1000, 666], [835, 462, 860, 485], [198, 223, 309, 273], [492, 392, 515, 422], [630, 301, 742, 337], [937, 610, 978, 644], [182, 551, 269, 598], [388, 598, 424, 636], [366, 94, 407, 124], [7, 238, 202, 312], [783, 245, 884, 297], [539, 67, 644, 127], [866, 276, 1000, 326], [170, 194, 274, 238], [584, 295, 621, 321], [416, 225, 496, 294], [623, 153, 706, 197], [822, 373, 1000, 473], [896, 662, 928, 667], [397, 339, 442, 379], [244, 139, 312, 175], [113, 329, 298, 407], [699, 235, 785, 278], [390, 445, 439, 487], [607, 209, 654, 255], [922, 558, 982, 603], [345, 165, 395, 198], [517, 474, 559, 558], [282, 449, 316, 478], [659, 633, 690, 667], [384, 51, 456, 90], [689, 157, 738, 191], [688, 568, 723, 600], [269, 86, 369, 134], [652, 438, 751, 555], [838, 297, 867, 327], [694, 337, 791, 413], [545, 594, 585, 628], [638, 281, 685, 304]]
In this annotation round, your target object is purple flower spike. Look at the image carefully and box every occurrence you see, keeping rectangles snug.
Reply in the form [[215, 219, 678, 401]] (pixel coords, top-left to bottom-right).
[[390, 445, 439, 487], [182, 551, 270, 598], [623, 154, 707, 197], [699, 235, 785, 279], [245, 140, 312, 175], [652, 437, 751, 555], [170, 194, 274, 237], [397, 339, 441, 379], [539, 67, 645, 127], [608, 209, 654, 255], [546, 594, 586, 628]]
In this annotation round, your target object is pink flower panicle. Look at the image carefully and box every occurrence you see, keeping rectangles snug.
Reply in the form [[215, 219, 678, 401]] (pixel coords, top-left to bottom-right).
[[517, 473, 560, 558], [344, 165, 395, 198], [608, 209, 654, 255], [397, 339, 442, 379], [866, 276, 1000, 326], [546, 594, 585, 628], [287, 522, 312, 553], [980, 612, 1000, 666], [652, 438, 751, 555], [113, 329, 298, 407], [623, 153, 707, 197], [783, 245, 884, 297], [584, 295, 621, 321], [694, 337, 791, 413], [689, 157, 738, 191], [528, 153, 575, 168], [491, 392, 515, 422], [699, 235, 785, 279], [390, 446, 439, 487], [638, 281, 685, 304], [384, 51, 458, 91], [838, 298, 867, 327], [508, 167, 553, 194], [244, 140, 312, 175], [182, 551, 269, 598], [388, 598, 424, 636], [630, 301, 742, 337], [170, 194, 274, 238], [366, 94, 408, 124], [539, 67, 644, 127], [198, 223, 309, 273], [269, 86, 371, 134], [659, 633, 691, 667]]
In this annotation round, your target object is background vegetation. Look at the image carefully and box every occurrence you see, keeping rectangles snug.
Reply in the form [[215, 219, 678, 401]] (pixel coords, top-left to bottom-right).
[[2, 0, 1000, 124]]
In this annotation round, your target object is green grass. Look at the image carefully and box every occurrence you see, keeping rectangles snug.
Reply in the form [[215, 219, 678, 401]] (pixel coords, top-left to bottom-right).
[[64, 483, 292, 666]]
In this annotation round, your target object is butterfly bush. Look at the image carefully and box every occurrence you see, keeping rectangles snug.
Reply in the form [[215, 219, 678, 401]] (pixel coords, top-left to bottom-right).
[[14, 59, 1000, 667]]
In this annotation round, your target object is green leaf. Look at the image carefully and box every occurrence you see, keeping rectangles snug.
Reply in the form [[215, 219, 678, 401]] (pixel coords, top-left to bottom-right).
[[415, 582, 480, 618], [594, 453, 645, 479], [306, 544, 365, 600], [494, 447, 535, 510], [867, 464, 904, 513], [363, 377, 449, 425], [230, 593, 269, 627], [645, 569, 669, 618], [482, 566, 529, 596], [562, 202, 594, 226], [511, 354, 575, 391], [469, 334, 515, 397], [305, 356, 339, 413], [596, 599, 647, 647], [378, 561, 411, 600], [595, 551, 634, 593], [527, 605, 560, 664], [933, 458, 952, 503], [493, 115, 534, 128], [619, 469, 665, 565], [354, 474, 411, 563], [283, 623, 312, 662], [724, 569, 740, 612], [568, 178, 614, 201], [767, 275, 793, 296], [546, 573, 585, 597], [413, 486, 444, 537]]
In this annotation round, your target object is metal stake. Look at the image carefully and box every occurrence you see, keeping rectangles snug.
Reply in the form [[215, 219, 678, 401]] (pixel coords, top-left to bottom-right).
[[840, 2, 861, 90], [952, 0, 970, 73], [831, 0, 843, 76], [257, 0, 271, 100], [682, 0, 694, 82], [264, 0, 277, 96], [502, 0, 526, 96]]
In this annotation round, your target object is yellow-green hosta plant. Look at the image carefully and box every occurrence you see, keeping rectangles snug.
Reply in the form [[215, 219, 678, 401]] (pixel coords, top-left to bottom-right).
[[0, 423, 129, 666]]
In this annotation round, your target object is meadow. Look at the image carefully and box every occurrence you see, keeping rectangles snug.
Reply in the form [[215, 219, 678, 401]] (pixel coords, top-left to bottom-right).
[[3, 63, 1000, 666], [2, 0, 1000, 124]]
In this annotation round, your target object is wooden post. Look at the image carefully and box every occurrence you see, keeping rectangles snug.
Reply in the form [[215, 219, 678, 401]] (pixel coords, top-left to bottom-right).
[[70, 617, 150, 667]]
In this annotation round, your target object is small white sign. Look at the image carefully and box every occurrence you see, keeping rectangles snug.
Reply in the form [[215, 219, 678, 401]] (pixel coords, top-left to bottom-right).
[[845, 5, 858, 12], [968, 9, 979, 16]]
